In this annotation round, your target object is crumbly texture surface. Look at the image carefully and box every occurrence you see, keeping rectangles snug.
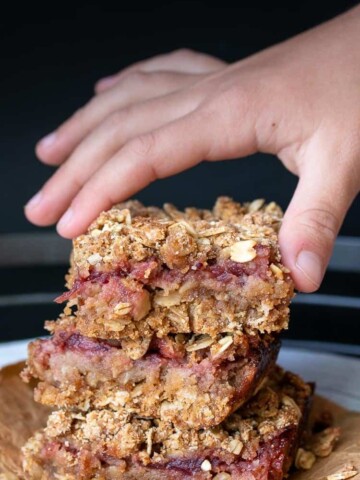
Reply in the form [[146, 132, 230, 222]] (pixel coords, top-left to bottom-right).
[[22, 368, 312, 480], [57, 197, 294, 342], [22, 316, 279, 428]]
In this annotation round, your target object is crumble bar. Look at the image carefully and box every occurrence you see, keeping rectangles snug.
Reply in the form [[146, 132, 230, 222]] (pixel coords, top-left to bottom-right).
[[22, 315, 279, 428], [56, 197, 294, 342], [22, 367, 312, 480]]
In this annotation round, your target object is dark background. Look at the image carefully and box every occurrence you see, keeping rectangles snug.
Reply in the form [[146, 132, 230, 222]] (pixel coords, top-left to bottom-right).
[[1, 1, 359, 344]]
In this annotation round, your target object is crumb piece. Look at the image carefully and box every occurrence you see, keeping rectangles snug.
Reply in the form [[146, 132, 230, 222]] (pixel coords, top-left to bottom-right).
[[309, 427, 341, 457], [295, 448, 316, 470], [229, 240, 257, 263], [325, 465, 358, 480], [87, 253, 102, 265], [200, 459, 212, 472]]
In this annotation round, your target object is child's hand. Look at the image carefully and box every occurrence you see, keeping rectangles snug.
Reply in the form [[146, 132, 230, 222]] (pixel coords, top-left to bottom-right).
[[25, 7, 360, 293]]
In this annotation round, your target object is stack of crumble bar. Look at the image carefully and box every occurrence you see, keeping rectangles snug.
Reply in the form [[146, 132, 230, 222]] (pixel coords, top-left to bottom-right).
[[21, 197, 313, 479]]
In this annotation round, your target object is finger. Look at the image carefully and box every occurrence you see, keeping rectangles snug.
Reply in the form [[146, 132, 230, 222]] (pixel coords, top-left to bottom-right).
[[25, 90, 198, 226], [36, 71, 200, 167], [54, 82, 261, 238], [279, 155, 358, 292], [55, 109, 219, 238], [95, 49, 226, 93]]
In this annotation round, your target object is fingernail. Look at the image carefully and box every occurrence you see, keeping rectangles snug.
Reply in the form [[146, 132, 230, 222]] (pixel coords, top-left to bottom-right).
[[296, 250, 324, 288], [57, 208, 74, 230], [25, 191, 43, 210], [39, 132, 57, 149]]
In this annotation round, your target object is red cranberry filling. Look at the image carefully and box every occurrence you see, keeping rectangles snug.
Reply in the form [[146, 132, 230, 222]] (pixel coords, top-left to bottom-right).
[[55, 245, 273, 305]]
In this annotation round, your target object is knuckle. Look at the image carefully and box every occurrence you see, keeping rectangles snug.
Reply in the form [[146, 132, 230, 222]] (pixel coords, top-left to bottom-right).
[[106, 110, 124, 129], [121, 70, 149, 87], [172, 48, 196, 59], [106, 105, 136, 128], [295, 206, 340, 245], [130, 132, 158, 158]]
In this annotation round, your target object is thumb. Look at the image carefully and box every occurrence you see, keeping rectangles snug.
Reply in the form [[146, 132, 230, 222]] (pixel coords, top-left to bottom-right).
[[279, 162, 356, 292]]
